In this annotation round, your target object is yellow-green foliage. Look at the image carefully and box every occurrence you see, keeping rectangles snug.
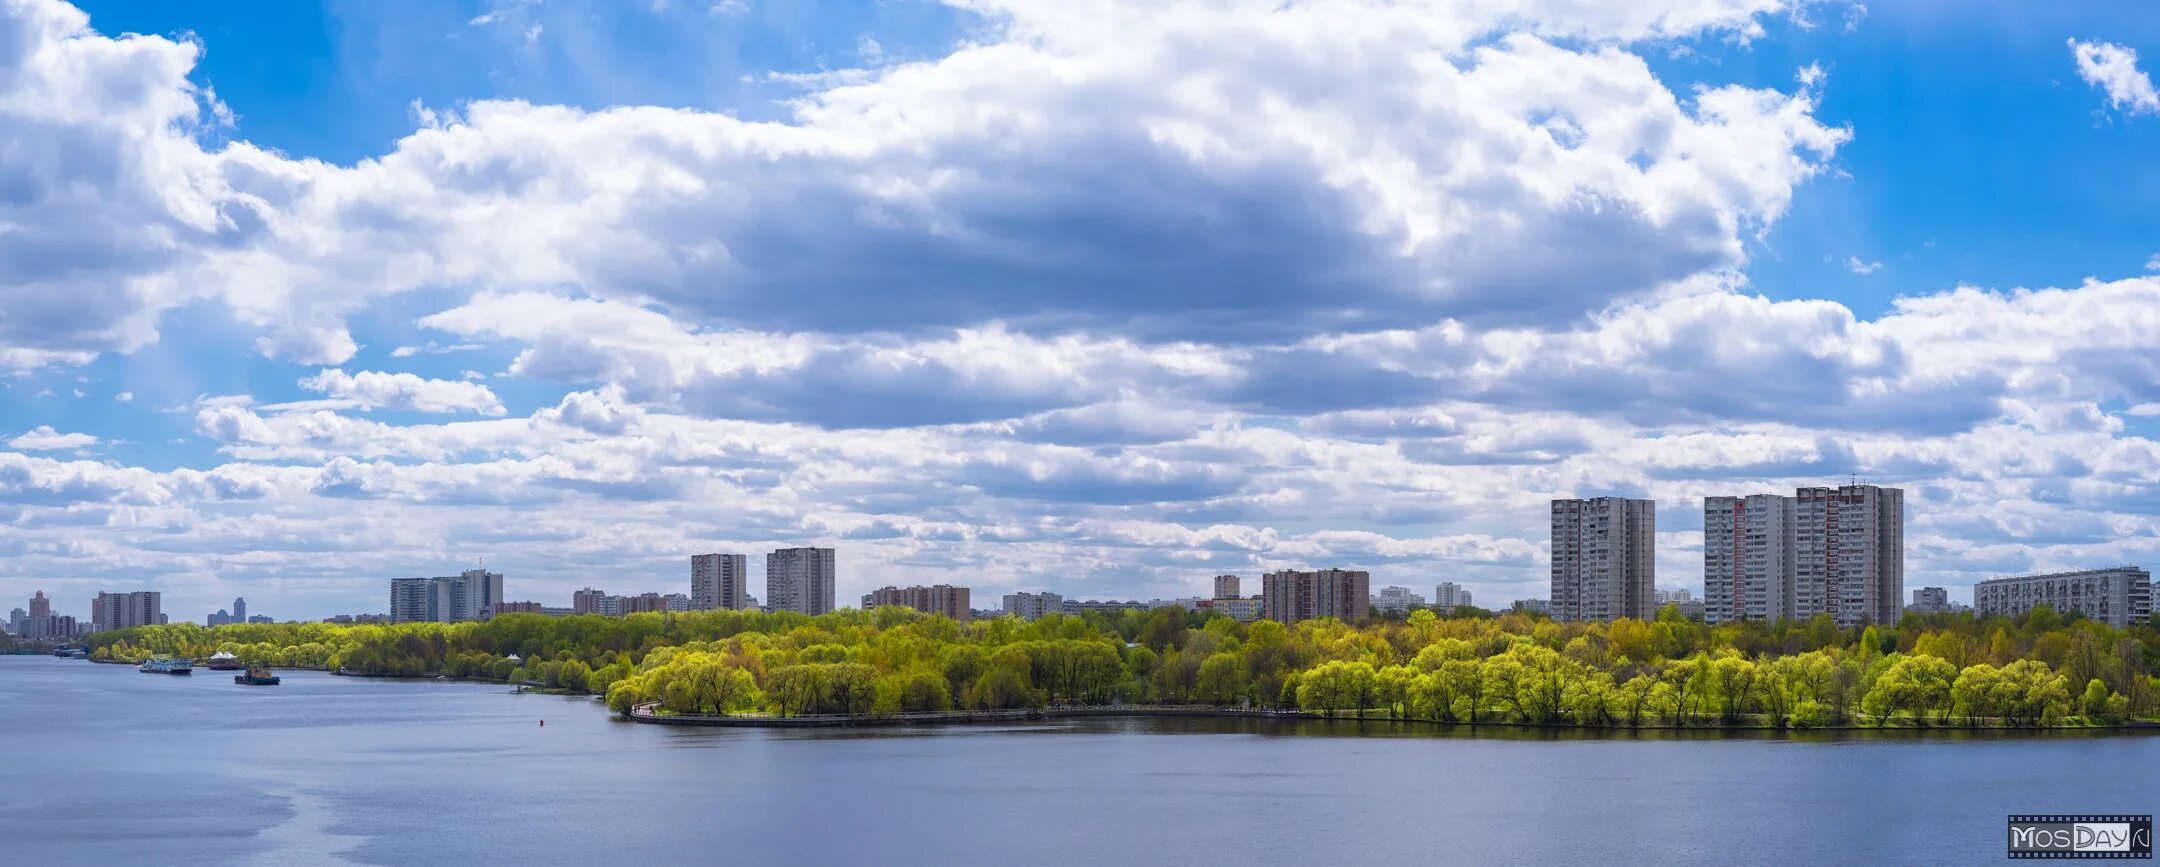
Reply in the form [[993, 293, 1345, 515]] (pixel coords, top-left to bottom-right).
[[87, 604, 2160, 727]]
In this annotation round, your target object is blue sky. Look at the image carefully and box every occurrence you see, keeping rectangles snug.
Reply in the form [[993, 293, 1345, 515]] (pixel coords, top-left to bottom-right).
[[3, 0, 2159, 621]]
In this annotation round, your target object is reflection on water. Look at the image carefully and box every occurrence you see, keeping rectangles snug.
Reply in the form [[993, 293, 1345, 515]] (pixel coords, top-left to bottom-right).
[[3, 656, 2150, 867]]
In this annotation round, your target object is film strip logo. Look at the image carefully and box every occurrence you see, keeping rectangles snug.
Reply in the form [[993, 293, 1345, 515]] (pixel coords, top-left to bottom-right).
[[2009, 815, 2153, 859]]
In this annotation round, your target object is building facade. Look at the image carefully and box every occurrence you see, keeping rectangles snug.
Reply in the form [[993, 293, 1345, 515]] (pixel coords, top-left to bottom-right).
[[1212, 575, 1241, 599], [1701, 485, 1904, 627], [767, 547, 837, 615], [691, 553, 751, 611], [862, 584, 972, 621], [90, 591, 165, 631], [30, 591, 50, 618], [1433, 582, 1473, 610], [1794, 485, 1903, 627], [1550, 497, 1656, 622], [1002, 591, 1064, 620], [1973, 568, 2152, 629], [1373, 586, 1425, 615], [1909, 586, 1951, 614], [1199, 597, 1263, 621], [1703, 494, 1793, 625], [572, 587, 606, 615], [389, 570, 505, 624], [1260, 568, 1371, 624]]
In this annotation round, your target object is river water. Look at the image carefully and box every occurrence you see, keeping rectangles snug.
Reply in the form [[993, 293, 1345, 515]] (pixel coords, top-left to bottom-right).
[[2, 655, 2153, 866]]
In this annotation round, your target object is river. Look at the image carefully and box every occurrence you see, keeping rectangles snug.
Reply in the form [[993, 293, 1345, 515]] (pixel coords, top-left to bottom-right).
[[2, 655, 2152, 865]]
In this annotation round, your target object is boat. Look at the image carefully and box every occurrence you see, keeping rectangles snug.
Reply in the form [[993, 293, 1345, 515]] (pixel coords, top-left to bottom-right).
[[205, 651, 244, 671], [66, 649, 87, 659], [138, 655, 193, 675], [234, 666, 280, 686]]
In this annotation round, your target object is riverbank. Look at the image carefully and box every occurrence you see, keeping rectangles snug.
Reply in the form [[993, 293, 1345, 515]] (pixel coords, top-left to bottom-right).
[[624, 701, 2160, 732]]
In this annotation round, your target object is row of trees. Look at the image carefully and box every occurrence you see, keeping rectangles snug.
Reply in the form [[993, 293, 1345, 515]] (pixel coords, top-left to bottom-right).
[[84, 604, 2160, 728]]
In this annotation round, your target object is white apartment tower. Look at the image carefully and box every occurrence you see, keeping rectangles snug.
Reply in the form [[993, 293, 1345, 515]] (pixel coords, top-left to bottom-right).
[[691, 553, 750, 610], [1434, 582, 1473, 610], [767, 547, 837, 615], [1703, 494, 1794, 625], [1550, 498, 1656, 622]]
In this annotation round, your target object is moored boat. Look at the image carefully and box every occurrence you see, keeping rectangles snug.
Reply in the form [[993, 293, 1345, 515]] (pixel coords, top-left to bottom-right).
[[205, 651, 244, 671], [139, 655, 193, 675], [234, 666, 280, 686]]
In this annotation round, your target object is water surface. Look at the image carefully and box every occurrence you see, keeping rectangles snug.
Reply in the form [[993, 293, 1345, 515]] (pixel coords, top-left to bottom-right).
[[3, 656, 2151, 866]]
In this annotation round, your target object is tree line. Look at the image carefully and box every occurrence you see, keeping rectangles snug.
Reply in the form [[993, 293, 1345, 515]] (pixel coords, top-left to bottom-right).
[[83, 604, 2160, 728]]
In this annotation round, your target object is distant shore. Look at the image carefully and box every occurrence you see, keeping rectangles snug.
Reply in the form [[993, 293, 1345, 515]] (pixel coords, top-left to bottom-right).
[[623, 701, 2160, 733]]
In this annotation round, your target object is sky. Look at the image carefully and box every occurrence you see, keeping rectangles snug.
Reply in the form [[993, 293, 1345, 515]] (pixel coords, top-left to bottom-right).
[[3, 0, 2159, 623]]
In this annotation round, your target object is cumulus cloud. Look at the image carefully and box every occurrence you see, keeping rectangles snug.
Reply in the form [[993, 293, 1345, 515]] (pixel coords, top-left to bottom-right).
[[2069, 39, 2160, 116], [293, 369, 507, 415], [8, 425, 99, 450], [0, 0, 1850, 369], [1847, 256, 1882, 274], [8, 0, 2160, 618]]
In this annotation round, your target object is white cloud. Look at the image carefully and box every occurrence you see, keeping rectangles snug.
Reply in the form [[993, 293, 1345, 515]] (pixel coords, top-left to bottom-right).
[[115, 391, 135, 402], [0, 0, 1850, 368], [293, 369, 508, 415], [9, 425, 100, 450], [2069, 39, 2160, 116], [1847, 256, 1882, 274]]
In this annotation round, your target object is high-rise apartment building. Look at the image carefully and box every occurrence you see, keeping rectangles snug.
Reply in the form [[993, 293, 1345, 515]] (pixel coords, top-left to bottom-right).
[[1703, 494, 1793, 625], [1212, 575, 1241, 599], [233, 597, 247, 622], [1002, 591, 1064, 620], [90, 591, 165, 631], [1372, 586, 1424, 615], [29, 591, 50, 618], [863, 584, 972, 621], [1701, 484, 1903, 627], [389, 571, 506, 623], [573, 587, 606, 615], [1550, 497, 1656, 622], [691, 553, 750, 611], [1260, 568, 1371, 624], [1795, 485, 1903, 626], [767, 547, 837, 615], [1909, 586, 1951, 614], [1433, 582, 1473, 610], [1974, 568, 2151, 628]]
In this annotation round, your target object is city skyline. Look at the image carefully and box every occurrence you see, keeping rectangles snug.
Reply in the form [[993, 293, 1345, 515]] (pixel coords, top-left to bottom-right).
[[3, 0, 2160, 624]]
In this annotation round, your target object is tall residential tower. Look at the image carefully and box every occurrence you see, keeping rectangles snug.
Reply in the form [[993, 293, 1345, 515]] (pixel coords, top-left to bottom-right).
[[767, 547, 837, 615], [691, 553, 750, 610], [1702, 484, 1904, 627], [1549, 497, 1656, 622]]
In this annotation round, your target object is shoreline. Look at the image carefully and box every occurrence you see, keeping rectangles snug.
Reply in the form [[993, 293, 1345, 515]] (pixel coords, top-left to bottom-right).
[[47, 659, 2158, 735], [622, 701, 2160, 733]]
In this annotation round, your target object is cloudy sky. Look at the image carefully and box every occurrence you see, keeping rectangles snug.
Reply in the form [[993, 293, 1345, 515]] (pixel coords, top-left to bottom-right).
[[3, 0, 2158, 622]]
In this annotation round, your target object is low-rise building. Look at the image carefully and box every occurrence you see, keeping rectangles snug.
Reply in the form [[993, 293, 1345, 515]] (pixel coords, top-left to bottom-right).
[[1198, 597, 1263, 621], [1002, 592, 1065, 620], [863, 584, 973, 621], [1973, 568, 2152, 628]]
